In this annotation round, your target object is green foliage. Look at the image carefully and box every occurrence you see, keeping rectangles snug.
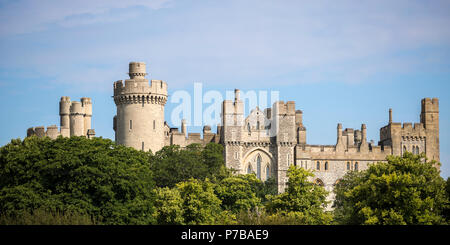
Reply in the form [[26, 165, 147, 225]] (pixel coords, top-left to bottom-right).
[[333, 152, 448, 225], [265, 166, 332, 225], [153, 187, 184, 225], [0, 136, 156, 225], [175, 178, 233, 225], [151, 143, 227, 188], [215, 174, 262, 213], [0, 207, 98, 225], [445, 177, 450, 221]]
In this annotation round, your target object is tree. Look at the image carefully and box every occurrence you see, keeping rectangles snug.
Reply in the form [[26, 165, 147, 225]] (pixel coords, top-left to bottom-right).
[[153, 187, 184, 225], [265, 166, 332, 225], [333, 152, 448, 225], [175, 178, 233, 225], [0, 136, 156, 225], [215, 174, 262, 213], [150, 143, 226, 188]]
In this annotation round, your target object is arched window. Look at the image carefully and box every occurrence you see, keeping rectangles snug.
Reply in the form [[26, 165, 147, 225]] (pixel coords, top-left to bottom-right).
[[257, 121, 260, 130], [247, 122, 251, 132], [247, 164, 252, 174], [316, 161, 320, 170], [416, 146, 420, 154], [403, 145, 407, 154], [325, 162, 329, 171], [265, 165, 270, 180], [347, 162, 350, 170], [354, 162, 359, 171], [153, 120, 156, 130], [257, 155, 261, 180]]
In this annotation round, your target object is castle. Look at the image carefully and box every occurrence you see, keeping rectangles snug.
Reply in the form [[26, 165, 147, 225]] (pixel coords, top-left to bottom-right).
[[27, 97, 96, 139], [27, 61, 441, 200]]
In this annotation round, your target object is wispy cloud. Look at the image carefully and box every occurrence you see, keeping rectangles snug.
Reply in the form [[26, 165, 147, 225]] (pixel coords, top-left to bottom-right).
[[0, 0, 449, 90], [0, 0, 172, 36]]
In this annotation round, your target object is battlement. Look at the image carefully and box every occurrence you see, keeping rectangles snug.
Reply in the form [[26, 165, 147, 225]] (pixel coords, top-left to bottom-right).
[[167, 124, 220, 147], [27, 125, 62, 139], [399, 122, 426, 136], [70, 101, 84, 115], [81, 97, 92, 104], [422, 97, 439, 111], [113, 78, 168, 105], [402, 122, 413, 129], [60, 96, 71, 102], [273, 101, 296, 115], [113, 62, 168, 100], [118, 78, 167, 93]]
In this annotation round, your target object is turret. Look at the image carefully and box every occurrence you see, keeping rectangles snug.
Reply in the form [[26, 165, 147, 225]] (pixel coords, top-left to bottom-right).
[[181, 119, 187, 138], [295, 110, 306, 144], [81, 97, 92, 135], [389, 108, 393, 124], [128, 62, 147, 79], [336, 123, 343, 145], [360, 124, 369, 152], [113, 62, 168, 153], [70, 101, 84, 136], [336, 123, 345, 151], [59, 96, 71, 129], [420, 98, 440, 162]]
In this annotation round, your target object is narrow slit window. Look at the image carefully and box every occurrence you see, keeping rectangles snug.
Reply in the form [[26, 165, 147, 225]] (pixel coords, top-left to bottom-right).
[[130, 120, 132, 130], [153, 120, 156, 130]]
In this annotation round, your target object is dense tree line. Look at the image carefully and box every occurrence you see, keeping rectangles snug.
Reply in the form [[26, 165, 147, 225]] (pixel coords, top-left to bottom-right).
[[0, 136, 448, 225]]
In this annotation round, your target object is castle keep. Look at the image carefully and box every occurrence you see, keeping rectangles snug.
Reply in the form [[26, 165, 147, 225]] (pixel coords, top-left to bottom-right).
[[26, 61, 440, 201]]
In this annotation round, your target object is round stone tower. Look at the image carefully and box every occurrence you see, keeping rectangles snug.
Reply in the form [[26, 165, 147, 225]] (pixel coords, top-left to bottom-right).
[[59, 96, 71, 129], [113, 62, 168, 153], [70, 101, 84, 136]]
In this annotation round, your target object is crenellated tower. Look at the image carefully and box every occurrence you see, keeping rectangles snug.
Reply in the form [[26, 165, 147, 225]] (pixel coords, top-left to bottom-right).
[[421, 98, 440, 163], [222, 89, 245, 171], [113, 62, 168, 153]]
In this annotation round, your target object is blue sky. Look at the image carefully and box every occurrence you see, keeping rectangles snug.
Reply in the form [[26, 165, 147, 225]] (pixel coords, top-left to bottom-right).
[[0, 0, 449, 178]]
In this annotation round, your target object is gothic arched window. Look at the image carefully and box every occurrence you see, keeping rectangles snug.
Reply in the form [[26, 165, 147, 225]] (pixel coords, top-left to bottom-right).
[[316, 161, 320, 171], [257, 121, 260, 130], [347, 162, 350, 170], [247, 164, 252, 174], [355, 162, 359, 171], [416, 146, 420, 154], [325, 162, 329, 171], [256, 155, 262, 180], [265, 165, 270, 180]]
